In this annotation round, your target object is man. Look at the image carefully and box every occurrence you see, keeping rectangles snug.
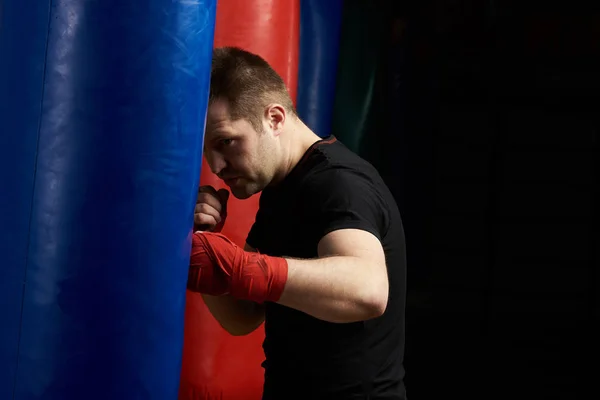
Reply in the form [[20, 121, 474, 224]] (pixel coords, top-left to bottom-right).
[[189, 47, 407, 400]]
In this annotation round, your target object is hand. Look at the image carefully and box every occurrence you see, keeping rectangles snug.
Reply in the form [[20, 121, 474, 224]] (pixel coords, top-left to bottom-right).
[[188, 232, 288, 303], [194, 185, 229, 232], [188, 233, 229, 296]]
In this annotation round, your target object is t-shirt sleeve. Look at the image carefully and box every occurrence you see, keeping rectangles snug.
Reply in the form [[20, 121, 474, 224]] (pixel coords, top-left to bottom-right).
[[303, 168, 390, 241]]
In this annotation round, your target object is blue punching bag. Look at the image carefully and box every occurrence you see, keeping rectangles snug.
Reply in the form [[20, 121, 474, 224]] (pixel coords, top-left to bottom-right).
[[297, 0, 343, 138], [0, 1, 216, 399]]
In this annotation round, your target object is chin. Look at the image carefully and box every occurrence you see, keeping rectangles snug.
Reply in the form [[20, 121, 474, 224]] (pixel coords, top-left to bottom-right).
[[230, 186, 256, 200], [229, 181, 265, 199]]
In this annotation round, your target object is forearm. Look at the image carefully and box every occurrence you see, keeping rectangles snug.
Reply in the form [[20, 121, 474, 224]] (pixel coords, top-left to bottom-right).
[[277, 256, 388, 323], [202, 294, 264, 336], [189, 231, 388, 325]]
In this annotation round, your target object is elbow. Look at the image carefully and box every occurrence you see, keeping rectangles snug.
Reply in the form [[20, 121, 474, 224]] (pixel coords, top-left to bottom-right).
[[367, 292, 388, 319], [224, 326, 255, 337], [360, 283, 389, 320], [218, 320, 262, 336], [359, 262, 389, 320], [217, 311, 265, 336]]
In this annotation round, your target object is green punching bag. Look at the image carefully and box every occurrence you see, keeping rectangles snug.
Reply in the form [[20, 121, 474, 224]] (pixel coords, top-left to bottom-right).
[[330, 0, 389, 155]]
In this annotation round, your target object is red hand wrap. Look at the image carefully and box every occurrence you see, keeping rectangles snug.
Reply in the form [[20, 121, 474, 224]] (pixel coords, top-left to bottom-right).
[[188, 233, 229, 296], [189, 232, 288, 303]]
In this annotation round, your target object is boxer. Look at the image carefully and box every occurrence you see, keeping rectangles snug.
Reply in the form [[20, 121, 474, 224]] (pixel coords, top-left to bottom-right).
[[189, 47, 407, 400]]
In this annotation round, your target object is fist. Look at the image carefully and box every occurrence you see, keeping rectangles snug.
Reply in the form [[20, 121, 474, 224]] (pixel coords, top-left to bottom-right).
[[194, 185, 229, 232]]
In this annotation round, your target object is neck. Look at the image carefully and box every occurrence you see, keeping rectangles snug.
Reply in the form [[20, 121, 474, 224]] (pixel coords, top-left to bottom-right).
[[272, 117, 321, 184]]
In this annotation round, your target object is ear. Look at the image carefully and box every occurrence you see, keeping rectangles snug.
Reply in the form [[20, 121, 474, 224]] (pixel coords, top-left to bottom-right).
[[264, 104, 286, 134]]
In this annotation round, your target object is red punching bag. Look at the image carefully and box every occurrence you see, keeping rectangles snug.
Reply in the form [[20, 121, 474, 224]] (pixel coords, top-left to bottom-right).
[[179, 1, 300, 399]]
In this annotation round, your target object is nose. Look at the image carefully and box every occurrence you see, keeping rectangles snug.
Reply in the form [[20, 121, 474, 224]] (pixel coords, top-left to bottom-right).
[[204, 149, 227, 176]]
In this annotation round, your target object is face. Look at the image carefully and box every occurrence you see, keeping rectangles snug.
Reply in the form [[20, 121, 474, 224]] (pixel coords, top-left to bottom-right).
[[204, 99, 283, 199]]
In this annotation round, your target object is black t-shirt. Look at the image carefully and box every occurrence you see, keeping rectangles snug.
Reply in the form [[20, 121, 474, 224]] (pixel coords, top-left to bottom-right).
[[247, 137, 407, 400]]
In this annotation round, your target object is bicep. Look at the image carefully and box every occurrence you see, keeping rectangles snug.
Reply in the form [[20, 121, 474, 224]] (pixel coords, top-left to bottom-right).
[[306, 169, 389, 270], [305, 169, 390, 244], [317, 228, 387, 273]]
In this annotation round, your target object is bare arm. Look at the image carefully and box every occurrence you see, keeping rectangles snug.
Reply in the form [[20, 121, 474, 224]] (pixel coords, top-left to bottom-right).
[[276, 228, 389, 323], [201, 243, 265, 336]]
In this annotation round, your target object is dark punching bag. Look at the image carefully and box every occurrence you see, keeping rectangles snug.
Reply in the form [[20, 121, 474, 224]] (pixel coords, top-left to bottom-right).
[[178, 1, 300, 399], [297, 0, 343, 137], [330, 0, 389, 154], [0, 1, 217, 399]]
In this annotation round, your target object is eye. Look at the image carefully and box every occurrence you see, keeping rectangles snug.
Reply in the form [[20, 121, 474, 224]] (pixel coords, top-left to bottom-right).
[[220, 138, 234, 146]]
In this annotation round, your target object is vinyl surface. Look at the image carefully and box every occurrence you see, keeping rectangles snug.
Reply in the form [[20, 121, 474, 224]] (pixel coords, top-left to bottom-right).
[[0, 1, 216, 398]]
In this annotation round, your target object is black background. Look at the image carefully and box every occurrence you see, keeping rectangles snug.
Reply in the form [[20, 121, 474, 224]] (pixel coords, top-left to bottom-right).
[[357, 1, 597, 398]]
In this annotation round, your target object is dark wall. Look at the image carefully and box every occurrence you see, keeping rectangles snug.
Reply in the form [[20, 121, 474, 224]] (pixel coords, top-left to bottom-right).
[[359, 1, 598, 398]]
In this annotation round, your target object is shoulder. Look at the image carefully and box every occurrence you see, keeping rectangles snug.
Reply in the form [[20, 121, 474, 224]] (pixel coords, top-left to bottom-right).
[[302, 165, 376, 197], [299, 138, 382, 189], [300, 140, 386, 202], [298, 160, 391, 241]]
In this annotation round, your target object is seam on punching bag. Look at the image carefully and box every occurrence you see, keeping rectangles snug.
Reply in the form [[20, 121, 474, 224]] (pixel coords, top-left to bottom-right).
[[11, 1, 54, 398]]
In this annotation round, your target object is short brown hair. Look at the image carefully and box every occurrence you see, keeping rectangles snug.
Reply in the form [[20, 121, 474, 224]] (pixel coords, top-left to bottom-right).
[[209, 47, 296, 130]]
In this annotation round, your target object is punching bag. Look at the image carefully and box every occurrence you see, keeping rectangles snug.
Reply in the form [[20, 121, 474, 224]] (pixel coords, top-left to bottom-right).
[[178, 1, 300, 399], [330, 0, 389, 154], [0, 1, 216, 399], [297, 0, 343, 138]]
